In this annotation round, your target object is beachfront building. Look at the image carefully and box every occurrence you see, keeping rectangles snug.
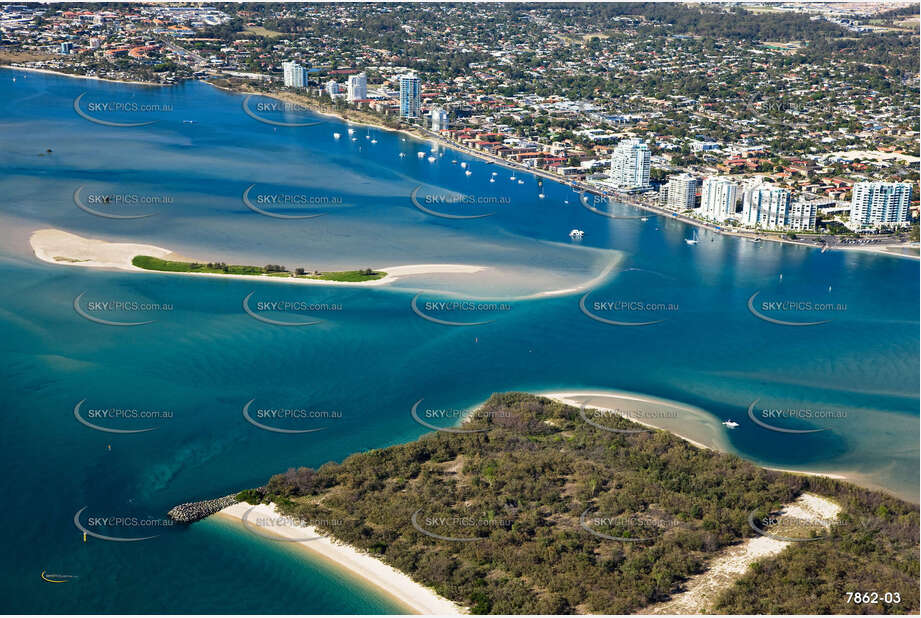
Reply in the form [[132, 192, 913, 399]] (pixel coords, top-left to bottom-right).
[[282, 61, 307, 88], [700, 177, 739, 222], [325, 79, 340, 98], [849, 182, 912, 228], [741, 183, 791, 230], [789, 201, 818, 231], [609, 138, 651, 190], [347, 72, 367, 102], [430, 108, 449, 131], [666, 173, 697, 211], [399, 73, 421, 119]]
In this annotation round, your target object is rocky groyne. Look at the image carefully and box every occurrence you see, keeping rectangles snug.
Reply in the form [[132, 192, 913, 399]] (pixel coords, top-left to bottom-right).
[[168, 493, 239, 524]]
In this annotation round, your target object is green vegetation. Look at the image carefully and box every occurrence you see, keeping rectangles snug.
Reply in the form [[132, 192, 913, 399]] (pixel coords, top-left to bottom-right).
[[131, 256, 385, 281], [243, 393, 919, 615], [307, 269, 385, 282], [132, 255, 265, 275]]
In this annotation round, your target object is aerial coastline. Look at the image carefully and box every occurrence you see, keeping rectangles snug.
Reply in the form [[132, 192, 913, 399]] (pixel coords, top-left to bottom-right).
[[216, 502, 465, 615], [4, 64, 916, 259]]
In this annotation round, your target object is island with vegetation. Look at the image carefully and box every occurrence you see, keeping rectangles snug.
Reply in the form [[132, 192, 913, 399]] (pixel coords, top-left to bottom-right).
[[233, 393, 919, 615], [132, 255, 386, 282]]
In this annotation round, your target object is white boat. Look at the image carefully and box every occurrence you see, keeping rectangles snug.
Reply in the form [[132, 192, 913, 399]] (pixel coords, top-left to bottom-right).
[[510, 175, 516, 180], [569, 229, 584, 240], [370, 139, 377, 144], [333, 132, 341, 139], [489, 178, 495, 183], [564, 200, 569, 204], [684, 230, 699, 245], [640, 217, 648, 222], [491, 171, 498, 176], [351, 137, 358, 142], [517, 179, 524, 184], [722, 420, 739, 429], [347, 128, 355, 135], [428, 156, 436, 163], [417, 152, 426, 158], [399, 153, 406, 158], [460, 162, 468, 169], [465, 170, 472, 176], [538, 193, 545, 199]]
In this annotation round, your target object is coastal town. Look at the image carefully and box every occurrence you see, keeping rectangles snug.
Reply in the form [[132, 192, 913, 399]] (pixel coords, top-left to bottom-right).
[[2, 2, 919, 248], [2, 4, 920, 617]]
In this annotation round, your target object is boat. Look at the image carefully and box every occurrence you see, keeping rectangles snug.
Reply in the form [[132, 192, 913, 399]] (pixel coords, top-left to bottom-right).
[[640, 216, 648, 222], [684, 230, 699, 245], [510, 175, 516, 180], [399, 152, 406, 158], [347, 128, 355, 135], [333, 132, 341, 139], [821, 244, 828, 253], [722, 420, 739, 429], [351, 137, 358, 141], [517, 179, 524, 184], [182, 120, 198, 124], [538, 193, 545, 199], [428, 156, 436, 163], [491, 171, 498, 176], [465, 170, 472, 176], [564, 200, 569, 204], [370, 139, 377, 144], [417, 152, 426, 158], [460, 162, 467, 169], [569, 229, 584, 240], [489, 178, 495, 183]]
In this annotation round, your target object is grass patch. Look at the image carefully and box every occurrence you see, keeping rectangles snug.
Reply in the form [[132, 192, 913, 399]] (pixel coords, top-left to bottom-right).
[[133, 255, 268, 276], [132, 256, 386, 281], [306, 270, 386, 282]]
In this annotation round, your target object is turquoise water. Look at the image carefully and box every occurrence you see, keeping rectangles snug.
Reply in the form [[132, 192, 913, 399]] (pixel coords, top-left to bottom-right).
[[0, 71, 918, 613]]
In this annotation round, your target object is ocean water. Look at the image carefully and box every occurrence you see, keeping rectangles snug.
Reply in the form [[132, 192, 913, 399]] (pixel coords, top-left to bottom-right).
[[0, 71, 918, 613]]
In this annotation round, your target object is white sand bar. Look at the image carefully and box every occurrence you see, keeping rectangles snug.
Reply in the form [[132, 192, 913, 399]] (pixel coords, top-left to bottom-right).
[[218, 502, 464, 615], [30, 228, 485, 287]]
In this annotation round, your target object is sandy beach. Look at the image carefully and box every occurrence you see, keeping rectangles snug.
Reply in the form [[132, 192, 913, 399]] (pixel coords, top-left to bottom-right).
[[217, 502, 464, 615], [539, 390, 852, 483], [540, 390, 730, 451], [30, 228, 486, 287], [2, 64, 167, 87]]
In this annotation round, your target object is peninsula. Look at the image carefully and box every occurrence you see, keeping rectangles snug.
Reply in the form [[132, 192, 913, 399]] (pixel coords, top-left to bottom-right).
[[176, 393, 919, 615]]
